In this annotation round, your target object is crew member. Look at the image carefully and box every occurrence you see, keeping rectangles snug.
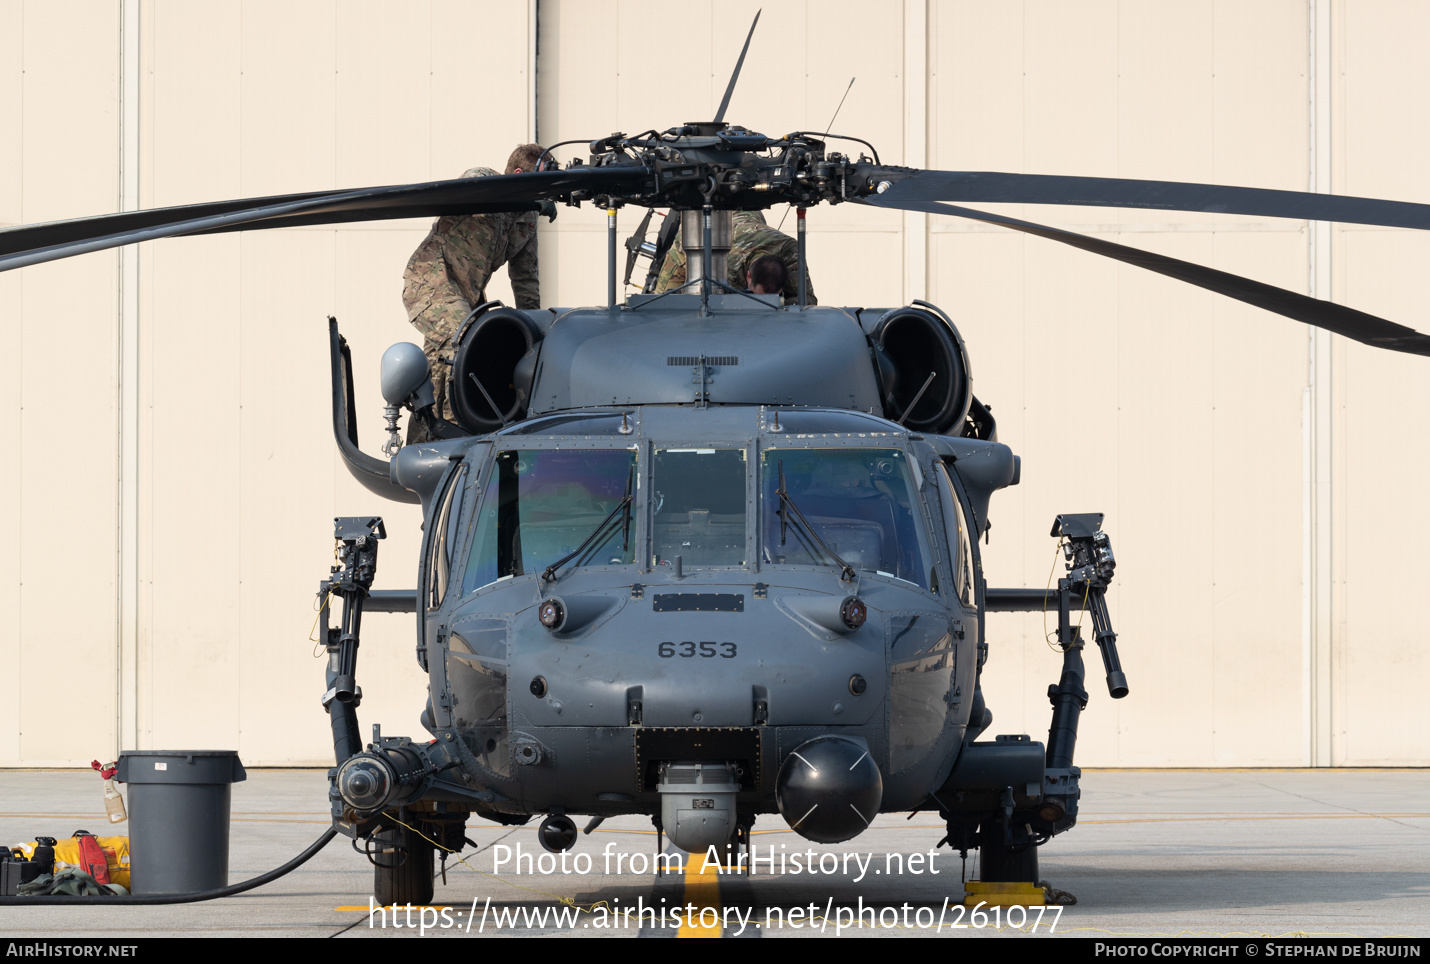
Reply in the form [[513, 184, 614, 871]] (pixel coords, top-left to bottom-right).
[[653, 209, 816, 305], [746, 254, 786, 296], [402, 143, 545, 436]]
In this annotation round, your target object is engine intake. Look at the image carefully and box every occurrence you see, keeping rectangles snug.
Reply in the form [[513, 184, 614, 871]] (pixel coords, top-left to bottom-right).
[[873, 306, 971, 434], [451, 306, 544, 434]]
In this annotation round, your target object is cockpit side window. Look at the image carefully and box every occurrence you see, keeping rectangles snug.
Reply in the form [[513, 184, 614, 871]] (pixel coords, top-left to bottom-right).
[[427, 464, 468, 610], [934, 460, 974, 605], [462, 448, 637, 594]]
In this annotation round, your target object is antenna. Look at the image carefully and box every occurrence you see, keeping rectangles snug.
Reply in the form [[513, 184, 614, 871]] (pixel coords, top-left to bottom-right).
[[714, 10, 761, 123], [779, 76, 855, 231], [824, 76, 857, 132]]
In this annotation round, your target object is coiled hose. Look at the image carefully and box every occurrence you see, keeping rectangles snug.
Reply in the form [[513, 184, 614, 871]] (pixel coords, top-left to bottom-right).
[[0, 828, 337, 906]]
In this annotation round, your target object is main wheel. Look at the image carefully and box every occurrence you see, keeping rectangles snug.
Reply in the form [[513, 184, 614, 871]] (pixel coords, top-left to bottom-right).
[[373, 822, 435, 906], [979, 837, 1039, 883]]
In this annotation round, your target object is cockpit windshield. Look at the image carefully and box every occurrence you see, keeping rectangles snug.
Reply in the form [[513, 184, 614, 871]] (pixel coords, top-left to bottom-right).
[[760, 448, 933, 589], [651, 448, 748, 568], [458, 441, 937, 593], [462, 448, 637, 595]]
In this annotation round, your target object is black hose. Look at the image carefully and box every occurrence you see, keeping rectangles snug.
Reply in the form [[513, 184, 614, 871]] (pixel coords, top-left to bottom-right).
[[0, 828, 337, 906]]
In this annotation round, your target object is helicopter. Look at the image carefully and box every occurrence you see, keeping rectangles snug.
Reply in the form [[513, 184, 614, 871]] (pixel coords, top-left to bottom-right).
[[6, 13, 1430, 911]]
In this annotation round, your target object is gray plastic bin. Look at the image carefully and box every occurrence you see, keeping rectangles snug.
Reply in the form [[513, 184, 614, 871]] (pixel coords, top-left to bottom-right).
[[116, 750, 247, 895]]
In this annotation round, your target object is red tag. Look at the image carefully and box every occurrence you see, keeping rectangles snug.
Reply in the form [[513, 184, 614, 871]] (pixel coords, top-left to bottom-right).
[[75, 834, 110, 884]]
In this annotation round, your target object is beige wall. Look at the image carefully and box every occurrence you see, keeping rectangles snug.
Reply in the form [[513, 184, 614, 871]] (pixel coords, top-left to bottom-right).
[[3, 0, 1428, 767], [2, 0, 122, 767]]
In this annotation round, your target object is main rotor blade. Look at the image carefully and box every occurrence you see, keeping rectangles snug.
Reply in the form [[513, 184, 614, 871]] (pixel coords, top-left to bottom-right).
[[874, 170, 1430, 231], [862, 195, 1430, 357], [0, 166, 648, 272], [714, 9, 761, 124]]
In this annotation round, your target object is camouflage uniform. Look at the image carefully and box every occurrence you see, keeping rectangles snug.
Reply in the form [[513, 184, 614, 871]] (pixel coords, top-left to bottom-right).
[[402, 167, 540, 423], [653, 209, 817, 306]]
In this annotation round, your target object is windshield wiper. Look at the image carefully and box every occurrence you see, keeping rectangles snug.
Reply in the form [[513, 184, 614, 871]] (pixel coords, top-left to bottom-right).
[[776, 460, 857, 582], [541, 465, 634, 583]]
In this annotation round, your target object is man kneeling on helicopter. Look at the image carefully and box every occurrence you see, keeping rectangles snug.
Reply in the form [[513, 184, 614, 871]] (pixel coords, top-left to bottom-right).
[[746, 254, 786, 297], [654, 209, 816, 305]]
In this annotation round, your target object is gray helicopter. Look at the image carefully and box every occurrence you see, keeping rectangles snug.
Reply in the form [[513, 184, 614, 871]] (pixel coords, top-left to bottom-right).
[[6, 24, 1430, 910]]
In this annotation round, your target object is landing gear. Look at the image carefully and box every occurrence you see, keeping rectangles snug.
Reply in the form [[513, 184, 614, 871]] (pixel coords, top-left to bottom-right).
[[979, 835, 1039, 883], [372, 821, 434, 907], [712, 817, 753, 873]]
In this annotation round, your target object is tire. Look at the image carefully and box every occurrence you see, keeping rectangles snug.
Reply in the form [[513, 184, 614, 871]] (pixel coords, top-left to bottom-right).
[[373, 823, 435, 906], [979, 836, 1039, 883]]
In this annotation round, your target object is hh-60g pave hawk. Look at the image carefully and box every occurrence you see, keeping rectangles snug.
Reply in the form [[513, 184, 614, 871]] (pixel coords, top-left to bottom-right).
[[7, 23, 1430, 910]]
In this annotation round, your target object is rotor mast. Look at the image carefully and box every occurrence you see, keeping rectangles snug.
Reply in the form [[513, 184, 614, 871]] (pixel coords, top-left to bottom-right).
[[681, 208, 733, 297], [676, 121, 735, 307], [679, 12, 746, 308]]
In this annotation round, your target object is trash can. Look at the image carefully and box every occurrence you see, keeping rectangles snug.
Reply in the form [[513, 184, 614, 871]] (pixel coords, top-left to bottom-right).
[[116, 750, 246, 895]]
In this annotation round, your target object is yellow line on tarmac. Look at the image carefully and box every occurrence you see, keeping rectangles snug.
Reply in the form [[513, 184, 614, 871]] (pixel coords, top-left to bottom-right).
[[1080, 813, 1429, 825], [678, 850, 723, 938]]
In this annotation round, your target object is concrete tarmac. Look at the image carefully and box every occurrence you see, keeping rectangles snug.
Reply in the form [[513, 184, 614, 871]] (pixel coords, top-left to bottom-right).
[[2, 768, 1427, 939]]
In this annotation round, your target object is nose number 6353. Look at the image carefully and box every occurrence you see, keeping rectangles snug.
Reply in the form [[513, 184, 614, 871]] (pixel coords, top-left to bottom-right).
[[657, 641, 738, 658]]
